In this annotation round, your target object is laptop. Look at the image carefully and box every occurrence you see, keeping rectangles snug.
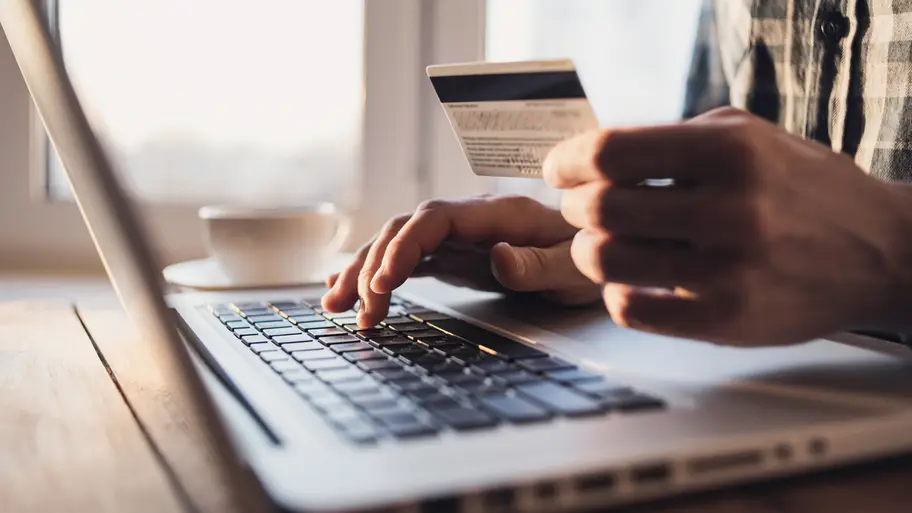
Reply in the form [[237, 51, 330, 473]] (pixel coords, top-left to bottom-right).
[[5, 1, 912, 511]]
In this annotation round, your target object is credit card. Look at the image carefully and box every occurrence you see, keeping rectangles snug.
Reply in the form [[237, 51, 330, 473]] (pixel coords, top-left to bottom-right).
[[427, 59, 599, 178]]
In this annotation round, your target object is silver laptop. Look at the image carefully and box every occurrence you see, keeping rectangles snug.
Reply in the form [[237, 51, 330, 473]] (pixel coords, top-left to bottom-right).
[[6, 1, 912, 511]]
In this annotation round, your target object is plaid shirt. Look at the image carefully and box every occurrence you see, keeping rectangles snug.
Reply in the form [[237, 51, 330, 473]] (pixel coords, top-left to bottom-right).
[[683, 0, 912, 182]]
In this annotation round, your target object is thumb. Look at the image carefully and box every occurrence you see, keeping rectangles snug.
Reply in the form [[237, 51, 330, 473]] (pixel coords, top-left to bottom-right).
[[490, 240, 593, 292]]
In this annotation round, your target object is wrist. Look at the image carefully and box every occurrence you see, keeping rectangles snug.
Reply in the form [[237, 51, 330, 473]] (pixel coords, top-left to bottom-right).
[[870, 183, 912, 333]]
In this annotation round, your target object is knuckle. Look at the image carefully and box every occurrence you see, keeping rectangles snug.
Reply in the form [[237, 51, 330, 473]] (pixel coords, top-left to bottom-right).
[[380, 214, 410, 236], [501, 194, 541, 211], [588, 184, 612, 227], [416, 198, 448, 212], [585, 232, 616, 283], [709, 106, 748, 119], [590, 129, 616, 177]]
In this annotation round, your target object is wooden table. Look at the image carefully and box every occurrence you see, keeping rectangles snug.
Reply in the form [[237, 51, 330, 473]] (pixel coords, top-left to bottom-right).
[[3, 274, 912, 512]]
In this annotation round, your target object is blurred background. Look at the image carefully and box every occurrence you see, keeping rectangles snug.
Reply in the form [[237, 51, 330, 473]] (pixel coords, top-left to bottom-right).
[[0, 0, 701, 272]]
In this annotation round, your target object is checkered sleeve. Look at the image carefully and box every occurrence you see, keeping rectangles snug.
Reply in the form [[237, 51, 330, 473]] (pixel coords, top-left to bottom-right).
[[682, 0, 730, 119]]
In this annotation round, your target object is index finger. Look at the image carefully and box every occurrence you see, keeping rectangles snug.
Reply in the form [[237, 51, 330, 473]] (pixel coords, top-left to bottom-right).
[[542, 123, 729, 189], [369, 195, 576, 294]]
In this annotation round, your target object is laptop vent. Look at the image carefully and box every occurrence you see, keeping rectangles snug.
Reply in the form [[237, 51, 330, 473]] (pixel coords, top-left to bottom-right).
[[420, 495, 461, 513], [630, 462, 672, 486], [481, 486, 517, 510], [575, 470, 617, 496], [687, 450, 764, 476]]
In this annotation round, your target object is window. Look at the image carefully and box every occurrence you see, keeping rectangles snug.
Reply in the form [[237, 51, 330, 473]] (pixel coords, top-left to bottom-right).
[[484, 0, 703, 206], [13, 0, 706, 269], [50, 0, 365, 207]]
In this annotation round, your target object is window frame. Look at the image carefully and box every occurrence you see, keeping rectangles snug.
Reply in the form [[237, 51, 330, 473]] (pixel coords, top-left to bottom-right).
[[7, 0, 463, 271]]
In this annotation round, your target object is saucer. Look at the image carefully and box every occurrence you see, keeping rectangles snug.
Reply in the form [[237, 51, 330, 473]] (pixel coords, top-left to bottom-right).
[[163, 254, 353, 291]]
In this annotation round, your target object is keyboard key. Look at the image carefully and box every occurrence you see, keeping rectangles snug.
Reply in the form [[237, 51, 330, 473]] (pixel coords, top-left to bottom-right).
[[419, 336, 464, 348], [226, 320, 252, 330], [211, 305, 235, 316], [332, 378, 383, 397], [337, 419, 380, 444], [407, 353, 445, 368], [453, 380, 505, 396], [390, 323, 427, 333], [431, 343, 468, 356], [260, 351, 290, 363], [572, 380, 634, 397], [386, 344, 427, 357], [545, 368, 605, 384], [332, 342, 372, 353], [322, 405, 366, 424], [263, 327, 303, 337], [600, 392, 666, 412], [357, 359, 402, 372], [490, 370, 539, 386], [316, 367, 365, 383], [295, 320, 336, 330], [382, 316, 413, 325], [309, 327, 349, 337], [249, 342, 278, 353], [427, 319, 547, 360], [275, 338, 318, 350], [449, 349, 484, 365], [409, 312, 452, 322], [515, 382, 604, 417], [308, 393, 350, 413], [409, 329, 447, 341], [292, 349, 338, 361], [427, 362, 466, 376], [393, 381, 439, 398], [478, 394, 551, 423], [293, 380, 333, 398], [271, 333, 314, 344], [351, 395, 401, 412], [375, 413, 437, 439], [231, 302, 264, 310], [240, 308, 274, 317], [440, 373, 485, 387], [373, 368, 416, 382], [303, 358, 349, 371], [245, 314, 283, 323], [280, 368, 314, 383], [218, 314, 244, 323], [280, 308, 316, 318], [328, 314, 358, 324], [233, 328, 259, 338], [269, 360, 302, 373], [254, 320, 293, 330], [419, 395, 465, 410], [426, 405, 497, 431], [320, 335, 361, 345], [267, 301, 298, 309], [372, 336, 413, 347], [344, 350, 387, 363], [470, 359, 513, 374], [358, 327, 398, 338], [518, 357, 575, 373], [241, 334, 269, 345]]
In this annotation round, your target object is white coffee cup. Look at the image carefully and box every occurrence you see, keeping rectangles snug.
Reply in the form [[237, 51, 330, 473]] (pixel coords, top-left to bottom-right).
[[199, 203, 350, 285]]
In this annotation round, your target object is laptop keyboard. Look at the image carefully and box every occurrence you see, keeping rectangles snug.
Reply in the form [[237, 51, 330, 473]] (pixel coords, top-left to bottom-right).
[[208, 297, 666, 445]]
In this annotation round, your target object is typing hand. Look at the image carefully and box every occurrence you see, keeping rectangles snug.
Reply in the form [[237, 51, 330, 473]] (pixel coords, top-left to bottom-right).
[[543, 107, 912, 346], [321, 195, 601, 328]]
